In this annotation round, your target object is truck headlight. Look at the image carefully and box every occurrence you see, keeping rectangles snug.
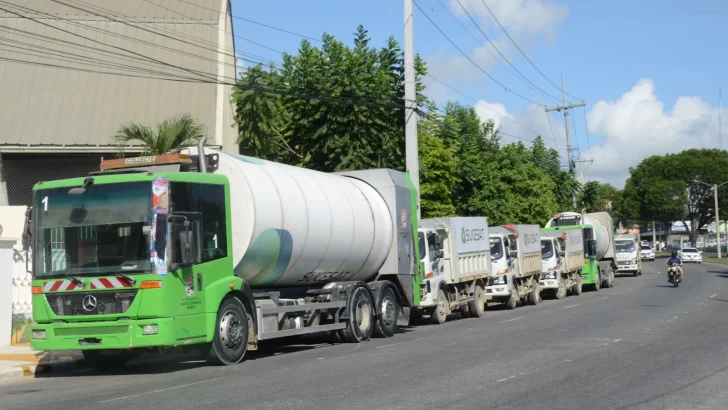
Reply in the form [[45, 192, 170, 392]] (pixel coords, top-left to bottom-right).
[[542, 272, 556, 279], [142, 325, 158, 335], [32, 330, 46, 340], [491, 275, 506, 285]]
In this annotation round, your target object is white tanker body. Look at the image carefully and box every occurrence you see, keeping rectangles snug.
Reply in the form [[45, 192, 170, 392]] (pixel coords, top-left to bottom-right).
[[180, 147, 423, 347]]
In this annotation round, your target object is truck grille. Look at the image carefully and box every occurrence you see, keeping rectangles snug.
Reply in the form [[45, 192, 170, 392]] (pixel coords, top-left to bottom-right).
[[46, 291, 138, 316]]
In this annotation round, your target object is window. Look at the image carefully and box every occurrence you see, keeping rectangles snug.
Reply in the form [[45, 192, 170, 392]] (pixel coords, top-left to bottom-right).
[[169, 182, 228, 264], [418, 232, 426, 261]]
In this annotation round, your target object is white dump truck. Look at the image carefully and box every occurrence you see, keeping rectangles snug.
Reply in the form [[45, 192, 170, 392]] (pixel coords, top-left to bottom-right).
[[539, 227, 586, 298], [487, 225, 542, 309], [417, 217, 492, 323], [615, 233, 642, 276]]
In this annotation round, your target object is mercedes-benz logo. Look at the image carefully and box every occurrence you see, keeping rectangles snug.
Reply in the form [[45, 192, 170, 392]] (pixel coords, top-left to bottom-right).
[[82, 295, 97, 312]]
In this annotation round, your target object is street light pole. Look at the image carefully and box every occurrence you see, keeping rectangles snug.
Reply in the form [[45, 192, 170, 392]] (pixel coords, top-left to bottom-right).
[[693, 179, 728, 258]]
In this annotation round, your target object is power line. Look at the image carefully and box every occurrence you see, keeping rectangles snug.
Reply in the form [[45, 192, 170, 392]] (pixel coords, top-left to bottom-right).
[[478, 0, 583, 102], [425, 73, 545, 137], [452, 0, 563, 103], [545, 111, 561, 152], [412, 0, 546, 107], [170, 0, 323, 42]]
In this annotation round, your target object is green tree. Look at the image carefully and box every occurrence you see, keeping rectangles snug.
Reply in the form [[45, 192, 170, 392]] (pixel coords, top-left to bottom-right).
[[233, 26, 427, 172], [114, 113, 206, 157], [579, 181, 600, 211], [529, 136, 580, 211], [624, 149, 728, 245], [233, 64, 301, 164], [418, 112, 457, 218]]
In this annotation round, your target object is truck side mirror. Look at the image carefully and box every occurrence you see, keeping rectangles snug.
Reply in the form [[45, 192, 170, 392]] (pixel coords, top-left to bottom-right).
[[22, 207, 32, 251], [22, 207, 33, 273], [510, 249, 517, 258], [559, 250, 565, 257]]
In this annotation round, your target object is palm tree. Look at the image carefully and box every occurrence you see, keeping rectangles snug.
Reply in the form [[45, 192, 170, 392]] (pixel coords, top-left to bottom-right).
[[114, 113, 207, 157]]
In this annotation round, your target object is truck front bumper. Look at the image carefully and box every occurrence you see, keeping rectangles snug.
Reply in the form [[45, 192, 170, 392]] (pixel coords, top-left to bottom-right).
[[30, 318, 176, 351], [486, 285, 510, 299], [616, 264, 639, 273]]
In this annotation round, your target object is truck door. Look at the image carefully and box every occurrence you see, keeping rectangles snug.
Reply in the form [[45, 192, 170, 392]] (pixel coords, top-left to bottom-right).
[[168, 182, 229, 342]]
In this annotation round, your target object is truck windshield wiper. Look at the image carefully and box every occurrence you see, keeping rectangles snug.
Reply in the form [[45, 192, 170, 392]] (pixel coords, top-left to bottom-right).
[[115, 272, 137, 286], [66, 276, 86, 287]]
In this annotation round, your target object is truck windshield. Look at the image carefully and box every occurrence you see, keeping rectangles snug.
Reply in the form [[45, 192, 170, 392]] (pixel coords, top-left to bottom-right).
[[490, 238, 503, 260], [541, 240, 554, 259], [615, 240, 636, 252], [33, 182, 153, 279]]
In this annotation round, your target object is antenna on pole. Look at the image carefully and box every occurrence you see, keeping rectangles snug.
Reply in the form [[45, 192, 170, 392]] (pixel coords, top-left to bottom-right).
[[720, 85, 723, 150]]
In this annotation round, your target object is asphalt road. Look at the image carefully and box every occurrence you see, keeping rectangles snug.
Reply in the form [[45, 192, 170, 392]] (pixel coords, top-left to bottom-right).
[[3, 260, 728, 410]]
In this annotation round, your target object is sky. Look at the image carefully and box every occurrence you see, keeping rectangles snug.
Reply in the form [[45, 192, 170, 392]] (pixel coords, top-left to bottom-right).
[[229, 0, 727, 188]]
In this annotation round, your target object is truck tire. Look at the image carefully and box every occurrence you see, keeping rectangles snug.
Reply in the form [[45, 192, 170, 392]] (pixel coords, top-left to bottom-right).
[[431, 289, 449, 324], [208, 296, 250, 365], [373, 286, 398, 338], [506, 291, 518, 310], [527, 283, 540, 305], [555, 280, 567, 299], [571, 276, 583, 296], [468, 285, 486, 318], [593, 272, 601, 291], [340, 284, 375, 343], [83, 350, 130, 372]]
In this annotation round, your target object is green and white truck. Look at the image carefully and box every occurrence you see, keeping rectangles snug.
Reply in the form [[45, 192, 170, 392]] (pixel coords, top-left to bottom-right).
[[545, 212, 616, 290], [24, 142, 438, 370]]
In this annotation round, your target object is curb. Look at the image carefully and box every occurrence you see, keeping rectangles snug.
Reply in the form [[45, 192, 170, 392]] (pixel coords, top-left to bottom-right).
[[0, 353, 85, 382]]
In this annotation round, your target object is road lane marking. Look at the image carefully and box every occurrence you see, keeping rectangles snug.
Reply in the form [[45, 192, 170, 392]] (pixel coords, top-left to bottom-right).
[[498, 316, 525, 323], [376, 337, 428, 349], [563, 304, 579, 309], [710, 293, 718, 299], [667, 316, 679, 323], [100, 378, 221, 403], [497, 378, 508, 382], [602, 296, 608, 299]]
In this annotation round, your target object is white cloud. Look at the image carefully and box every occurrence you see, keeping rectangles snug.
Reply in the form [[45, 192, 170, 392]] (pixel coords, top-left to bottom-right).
[[425, 0, 569, 102], [585, 78, 721, 187], [451, 0, 568, 43], [474, 99, 567, 150]]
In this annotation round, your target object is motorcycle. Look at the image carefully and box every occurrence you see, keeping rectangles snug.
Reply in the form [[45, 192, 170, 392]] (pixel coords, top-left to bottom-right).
[[667, 263, 681, 287]]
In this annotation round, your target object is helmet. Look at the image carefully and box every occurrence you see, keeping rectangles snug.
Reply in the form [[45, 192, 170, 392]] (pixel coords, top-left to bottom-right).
[[671, 251, 677, 257]]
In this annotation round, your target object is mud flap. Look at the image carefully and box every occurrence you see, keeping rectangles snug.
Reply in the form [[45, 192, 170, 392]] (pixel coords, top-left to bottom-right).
[[397, 306, 411, 327]]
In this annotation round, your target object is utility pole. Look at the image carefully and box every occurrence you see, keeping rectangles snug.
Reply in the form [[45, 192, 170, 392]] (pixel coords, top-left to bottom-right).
[[403, 0, 420, 219], [720, 85, 723, 150], [545, 75, 585, 210], [576, 158, 593, 183], [715, 183, 722, 258], [652, 220, 657, 250]]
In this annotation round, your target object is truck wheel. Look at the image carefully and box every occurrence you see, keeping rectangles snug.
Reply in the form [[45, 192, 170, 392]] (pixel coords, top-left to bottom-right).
[[506, 291, 518, 310], [373, 286, 398, 338], [431, 289, 449, 324], [527, 283, 540, 305], [83, 350, 130, 372], [208, 296, 250, 365], [468, 285, 486, 318], [555, 280, 567, 299], [340, 285, 375, 342], [571, 276, 583, 296]]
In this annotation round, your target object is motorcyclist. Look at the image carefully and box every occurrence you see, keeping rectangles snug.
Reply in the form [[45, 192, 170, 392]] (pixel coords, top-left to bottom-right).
[[665, 251, 683, 283]]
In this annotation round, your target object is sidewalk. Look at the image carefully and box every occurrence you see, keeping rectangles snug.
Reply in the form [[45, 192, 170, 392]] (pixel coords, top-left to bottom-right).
[[0, 345, 84, 381]]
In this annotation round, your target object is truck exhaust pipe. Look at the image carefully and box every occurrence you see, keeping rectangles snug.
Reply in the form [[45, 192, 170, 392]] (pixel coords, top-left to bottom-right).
[[198, 136, 207, 173]]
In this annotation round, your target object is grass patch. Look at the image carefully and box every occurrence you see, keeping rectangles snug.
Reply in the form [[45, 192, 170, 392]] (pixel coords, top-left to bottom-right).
[[703, 258, 728, 265]]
